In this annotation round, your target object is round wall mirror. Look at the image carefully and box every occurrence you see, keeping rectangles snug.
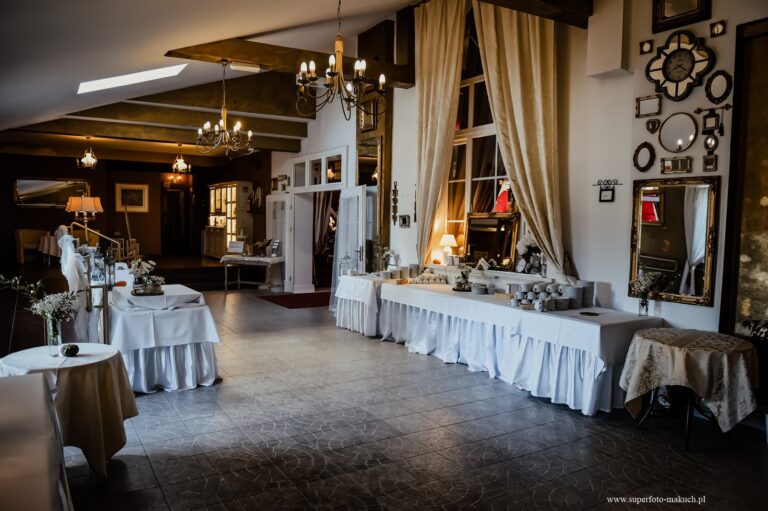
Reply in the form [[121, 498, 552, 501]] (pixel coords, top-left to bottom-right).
[[633, 142, 656, 172], [705, 70, 733, 105], [659, 113, 698, 153], [704, 134, 719, 152]]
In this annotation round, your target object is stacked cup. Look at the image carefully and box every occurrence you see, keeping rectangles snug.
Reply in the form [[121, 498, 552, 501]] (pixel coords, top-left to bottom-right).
[[577, 280, 595, 308]]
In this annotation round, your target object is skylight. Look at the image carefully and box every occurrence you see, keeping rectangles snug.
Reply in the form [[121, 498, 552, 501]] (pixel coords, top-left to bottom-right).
[[77, 64, 187, 94]]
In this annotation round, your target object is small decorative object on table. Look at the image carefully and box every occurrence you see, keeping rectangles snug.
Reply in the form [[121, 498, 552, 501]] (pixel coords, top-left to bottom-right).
[[147, 275, 165, 294], [453, 265, 472, 292], [59, 343, 80, 357], [129, 257, 157, 293], [30, 292, 78, 357], [373, 241, 394, 273], [630, 271, 662, 316]]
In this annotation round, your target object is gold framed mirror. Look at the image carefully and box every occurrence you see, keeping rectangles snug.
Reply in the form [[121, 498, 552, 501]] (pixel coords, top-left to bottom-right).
[[629, 176, 720, 306], [464, 212, 520, 267]]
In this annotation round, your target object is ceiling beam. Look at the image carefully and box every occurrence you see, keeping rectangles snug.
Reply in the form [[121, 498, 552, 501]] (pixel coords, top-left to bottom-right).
[[165, 38, 415, 88], [68, 102, 307, 139], [478, 0, 593, 28], [133, 71, 313, 120], [18, 118, 301, 152]]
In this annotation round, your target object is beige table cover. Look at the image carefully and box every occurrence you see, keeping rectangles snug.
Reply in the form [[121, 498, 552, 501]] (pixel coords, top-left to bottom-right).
[[0, 343, 138, 476], [620, 328, 758, 431]]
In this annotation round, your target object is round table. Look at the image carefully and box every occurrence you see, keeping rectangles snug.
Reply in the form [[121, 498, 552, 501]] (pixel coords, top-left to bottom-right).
[[0, 343, 138, 476], [620, 328, 758, 446]]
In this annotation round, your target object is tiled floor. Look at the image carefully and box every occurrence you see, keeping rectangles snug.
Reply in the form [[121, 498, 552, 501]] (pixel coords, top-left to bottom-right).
[[67, 290, 768, 510]]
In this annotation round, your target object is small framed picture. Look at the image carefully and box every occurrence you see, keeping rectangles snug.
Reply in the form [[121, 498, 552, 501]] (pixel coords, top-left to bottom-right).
[[599, 187, 615, 203], [703, 154, 718, 172], [639, 40, 654, 55], [359, 100, 377, 132], [115, 183, 149, 213], [703, 112, 720, 133]]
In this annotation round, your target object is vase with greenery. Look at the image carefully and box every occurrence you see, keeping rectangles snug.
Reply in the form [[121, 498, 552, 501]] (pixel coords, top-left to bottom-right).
[[30, 292, 77, 356], [129, 257, 156, 291]]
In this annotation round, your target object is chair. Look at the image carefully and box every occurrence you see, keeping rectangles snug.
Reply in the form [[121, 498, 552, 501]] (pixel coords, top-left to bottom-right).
[[14, 229, 49, 264]]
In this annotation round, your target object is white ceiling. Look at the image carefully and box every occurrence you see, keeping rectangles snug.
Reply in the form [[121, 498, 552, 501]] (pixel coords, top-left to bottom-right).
[[0, 0, 411, 131]]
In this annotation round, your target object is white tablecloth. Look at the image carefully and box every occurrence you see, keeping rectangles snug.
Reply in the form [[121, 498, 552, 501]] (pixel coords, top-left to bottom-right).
[[111, 284, 203, 311], [38, 235, 61, 258], [0, 344, 138, 476], [109, 285, 221, 392], [379, 284, 661, 415], [0, 374, 73, 511], [334, 275, 386, 336]]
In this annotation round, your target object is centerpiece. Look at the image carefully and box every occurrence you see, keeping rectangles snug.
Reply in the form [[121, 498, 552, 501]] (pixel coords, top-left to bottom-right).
[[30, 292, 78, 356], [453, 264, 472, 292], [129, 257, 163, 295]]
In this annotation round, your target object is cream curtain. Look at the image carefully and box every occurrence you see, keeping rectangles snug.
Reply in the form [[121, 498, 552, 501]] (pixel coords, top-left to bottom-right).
[[415, 0, 466, 265], [472, 1, 570, 281]]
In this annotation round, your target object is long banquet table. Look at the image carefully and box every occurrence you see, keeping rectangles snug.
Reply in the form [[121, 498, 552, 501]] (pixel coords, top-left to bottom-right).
[[379, 283, 661, 415], [109, 284, 221, 393], [334, 274, 388, 336]]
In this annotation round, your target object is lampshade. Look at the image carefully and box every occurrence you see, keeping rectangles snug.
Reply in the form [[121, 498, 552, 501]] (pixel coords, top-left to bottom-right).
[[439, 234, 458, 248], [66, 196, 104, 214]]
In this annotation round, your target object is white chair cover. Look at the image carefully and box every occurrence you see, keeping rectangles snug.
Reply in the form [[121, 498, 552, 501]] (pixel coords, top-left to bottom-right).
[[57, 235, 76, 275]]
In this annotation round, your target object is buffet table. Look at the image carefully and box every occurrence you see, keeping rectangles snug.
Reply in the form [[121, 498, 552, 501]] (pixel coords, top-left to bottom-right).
[[220, 255, 284, 291], [334, 274, 388, 336], [0, 373, 73, 511], [379, 284, 661, 415], [109, 284, 221, 393], [0, 344, 138, 477]]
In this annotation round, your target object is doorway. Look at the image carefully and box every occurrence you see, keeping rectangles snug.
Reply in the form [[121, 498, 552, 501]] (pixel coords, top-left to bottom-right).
[[161, 188, 189, 255], [313, 190, 340, 289]]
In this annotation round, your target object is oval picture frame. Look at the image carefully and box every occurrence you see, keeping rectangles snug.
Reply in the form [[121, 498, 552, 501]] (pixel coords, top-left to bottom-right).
[[633, 142, 656, 172], [705, 70, 733, 105]]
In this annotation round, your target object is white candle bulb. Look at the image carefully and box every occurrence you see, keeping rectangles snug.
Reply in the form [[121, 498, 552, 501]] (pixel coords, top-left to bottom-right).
[[247, 130, 252, 139], [346, 82, 353, 92], [197, 128, 203, 136], [379, 74, 386, 89], [360, 59, 367, 73], [219, 119, 224, 127], [308, 60, 316, 74], [204, 121, 210, 130], [300, 62, 308, 73], [233, 121, 241, 132], [354, 60, 361, 72], [329, 55, 336, 67]]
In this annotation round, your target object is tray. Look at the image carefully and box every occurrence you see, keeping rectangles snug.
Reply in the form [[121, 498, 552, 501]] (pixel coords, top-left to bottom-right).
[[131, 288, 165, 296]]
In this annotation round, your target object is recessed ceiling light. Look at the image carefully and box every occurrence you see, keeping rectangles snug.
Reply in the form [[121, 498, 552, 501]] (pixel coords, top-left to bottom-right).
[[77, 64, 187, 94], [229, 62, 262, 73]]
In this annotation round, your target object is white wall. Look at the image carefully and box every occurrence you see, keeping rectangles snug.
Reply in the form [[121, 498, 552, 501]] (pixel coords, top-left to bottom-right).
[[389, 86, 419, 266], [560, 0, 768, 328]]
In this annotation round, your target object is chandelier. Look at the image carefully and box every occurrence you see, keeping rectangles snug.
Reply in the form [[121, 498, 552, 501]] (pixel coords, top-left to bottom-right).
[[296, 0, 386, 120], [197, 61, 254, 155], [76, 136, 98, 168], [172, 143, 191, 173]]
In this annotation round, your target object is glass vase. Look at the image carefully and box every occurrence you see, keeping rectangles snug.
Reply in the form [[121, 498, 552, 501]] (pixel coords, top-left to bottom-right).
[[133, 275, 147, 293], [46, 318, 62, 357], [638, 297, 649, 317]]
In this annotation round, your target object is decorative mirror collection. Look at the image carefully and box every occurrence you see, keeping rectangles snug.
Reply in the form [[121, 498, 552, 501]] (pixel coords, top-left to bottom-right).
[[652, 0, 711, 34], [633, 142, 656, 172], [705, 70, 732, 105], [645, 30, 715, 102], [629, 176, 720, 306], [658, 112, 698, 153]]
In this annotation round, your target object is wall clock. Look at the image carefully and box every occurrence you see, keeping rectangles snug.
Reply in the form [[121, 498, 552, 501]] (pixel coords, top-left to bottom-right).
[[645, 30, 715, 102]]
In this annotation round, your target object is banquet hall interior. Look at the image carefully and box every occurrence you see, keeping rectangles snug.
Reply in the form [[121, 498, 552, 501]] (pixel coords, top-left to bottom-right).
[[1, 0, 768, 509]]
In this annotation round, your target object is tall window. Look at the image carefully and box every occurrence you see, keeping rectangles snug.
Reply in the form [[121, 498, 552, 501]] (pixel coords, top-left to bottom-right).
[[447, 8, 514, 253]]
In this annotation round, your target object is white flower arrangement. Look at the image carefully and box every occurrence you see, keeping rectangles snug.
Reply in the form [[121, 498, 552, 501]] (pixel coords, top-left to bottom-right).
[[30, 292, 78, 322], [147, 275, 165, 286], [129, 258, 156, 278], [516, 232, 538, 257]]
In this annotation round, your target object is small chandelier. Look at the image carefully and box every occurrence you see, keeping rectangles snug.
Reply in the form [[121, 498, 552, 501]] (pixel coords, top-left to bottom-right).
[[197, 61, 254, 155], [172, 143, 191, 173], [296, 0, 386, 120], [77, 136, 98, 168]]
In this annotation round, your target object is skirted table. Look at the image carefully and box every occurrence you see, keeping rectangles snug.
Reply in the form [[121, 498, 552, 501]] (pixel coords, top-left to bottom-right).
[[220, 255, 285, 291], [109, 284, 221, 393], [0, 344, 138, 477], [379, 283, 661, 415], [620, 328, 759, 444], [334, 274, 387, 336]]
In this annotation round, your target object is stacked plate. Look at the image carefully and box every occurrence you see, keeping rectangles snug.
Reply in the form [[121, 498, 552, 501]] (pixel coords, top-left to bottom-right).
[[562, 286, 584, 309], [554, 297, 570, 310]]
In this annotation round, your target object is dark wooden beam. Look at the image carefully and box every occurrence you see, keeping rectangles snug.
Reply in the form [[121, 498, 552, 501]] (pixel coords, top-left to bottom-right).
[[358, 20, 395, 65], [165, 38, 415, 88], [478, 0, 593, 29], [133, 72, 312, 120], [396, 6, 415, 66], [18, 118, 301, 152], [68, 102, 307, 138]]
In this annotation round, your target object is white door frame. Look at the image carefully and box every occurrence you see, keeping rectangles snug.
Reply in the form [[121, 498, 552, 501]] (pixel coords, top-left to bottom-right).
[[266, 192, 294, 292]]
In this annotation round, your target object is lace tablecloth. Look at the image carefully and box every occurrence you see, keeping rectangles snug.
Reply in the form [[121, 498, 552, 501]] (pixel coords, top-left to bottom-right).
[[619, 328, 759, 431]]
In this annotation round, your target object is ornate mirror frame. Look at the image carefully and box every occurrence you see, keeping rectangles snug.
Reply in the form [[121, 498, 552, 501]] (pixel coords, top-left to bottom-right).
[[629, 176, 720, 306]]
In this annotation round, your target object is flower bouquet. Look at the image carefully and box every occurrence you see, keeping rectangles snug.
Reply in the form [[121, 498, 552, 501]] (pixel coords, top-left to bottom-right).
[[630, 271, 662, 316], [30, 292, 77, 356]]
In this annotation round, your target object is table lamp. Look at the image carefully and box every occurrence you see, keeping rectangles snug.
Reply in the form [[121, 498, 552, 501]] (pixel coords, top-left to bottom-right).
[[66, 196, 104, 231], [439, 234, 458, 263]]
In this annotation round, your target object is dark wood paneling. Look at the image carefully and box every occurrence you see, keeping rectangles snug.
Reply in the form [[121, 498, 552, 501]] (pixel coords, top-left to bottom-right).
[[358, 20, 395, 65]]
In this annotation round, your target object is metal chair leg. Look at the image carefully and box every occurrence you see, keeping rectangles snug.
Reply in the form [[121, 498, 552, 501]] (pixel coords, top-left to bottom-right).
[[683, 389, 694, 451], [637, 387, 658, 428]]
